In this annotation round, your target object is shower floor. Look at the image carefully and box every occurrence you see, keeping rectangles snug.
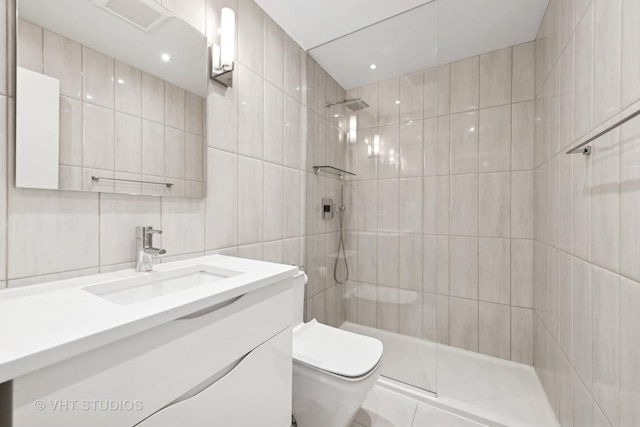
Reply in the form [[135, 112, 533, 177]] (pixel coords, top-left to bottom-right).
[[341, 322, 558, 427]]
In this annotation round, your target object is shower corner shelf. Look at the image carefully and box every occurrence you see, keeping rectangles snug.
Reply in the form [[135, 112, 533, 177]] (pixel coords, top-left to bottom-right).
[[313, 166, 356, 180]]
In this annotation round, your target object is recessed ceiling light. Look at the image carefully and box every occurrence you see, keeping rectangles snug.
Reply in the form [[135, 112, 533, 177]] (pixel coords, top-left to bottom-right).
[[395, 100, 400, 104], [161, 53, 171, 62], [333, 114, 339, 118], [370, 64, 377, 70], [117, 78, 125, 84]]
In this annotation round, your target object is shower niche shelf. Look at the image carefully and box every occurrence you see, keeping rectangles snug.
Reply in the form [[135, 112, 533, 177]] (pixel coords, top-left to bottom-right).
[[313, 166, 356, 180]]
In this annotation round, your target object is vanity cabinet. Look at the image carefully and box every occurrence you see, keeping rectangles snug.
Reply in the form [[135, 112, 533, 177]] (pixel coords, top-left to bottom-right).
[[11, 278, 293, 427]]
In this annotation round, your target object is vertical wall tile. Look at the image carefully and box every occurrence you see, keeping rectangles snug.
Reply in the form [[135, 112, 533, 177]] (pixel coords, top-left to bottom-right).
[[573, 258, 592, 390], [574, 4, 593, 140], [142, 120, 165, 177], [59, 97, 83, 167], [437, 64, 451, 116], [423, 67, 438, 118], [377, 233, 399, 288], [284, 96, 303, 168], [83, 104, 114, 171], [399, 178, 422, 233], [400, 72, 423, 122], [480, 47, 512, 108], [238, 156, 264, 245], [400, 120, 424, 177], [512, 170, 534, 238], [284, 34, 302, 103], [479, 301, 510, 359], [592, 0, 621, 126], [263, 15, 284, 90], [377, 78, 400, 126], [264, 82, 284, 164], [450, 57, 479, 113], [591, 266, 619, 426], [511, 239, 534, 308], [479, 172, 510, 238], [206, 149, 237, 250], [620, 277, 640, 426], [43, 30, 82, 99], [17, 19, 42, 72], [512, 42, 535, 103], [165, 128, 186, 179], [450, 173, 478, 236], [512, 101, 535, 170], [450, 111, 479, 174], [142, 72, 165, 124], [185, 92, 204, 136], [399, 234, 422, 291], [238, 0, 264, 76], [621, 0, 640, 109], [114, 61, 141, 117], [83, 47, 114, 109], [511, 307, 533, 364], [263, 163, 284, 241], [238, 66, 264, 158], [449, 296, 479, 352], [590, 128, 619, 272], [115, 113, 142, 174], [620, 111, 640, 281], [479, 105, 511, 172], [479, 237, 510, 304], [450, 236, 478, 299]]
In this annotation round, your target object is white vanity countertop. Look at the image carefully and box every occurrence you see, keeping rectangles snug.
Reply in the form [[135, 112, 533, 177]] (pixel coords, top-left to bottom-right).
[[0, 255, 298, 384]]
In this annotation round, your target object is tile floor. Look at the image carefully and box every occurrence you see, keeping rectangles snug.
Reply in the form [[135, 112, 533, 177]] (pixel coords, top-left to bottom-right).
[[351, 386, 487, 427]]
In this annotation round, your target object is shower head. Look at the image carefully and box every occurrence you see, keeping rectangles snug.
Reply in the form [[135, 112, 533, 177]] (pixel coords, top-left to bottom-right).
[[325, 98, 370, 111]]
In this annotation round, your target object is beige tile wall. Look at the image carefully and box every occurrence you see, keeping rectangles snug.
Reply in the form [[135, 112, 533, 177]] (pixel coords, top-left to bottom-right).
[[303, 56, 350, 328], [0, 0, 306, 286], [533, 0, 640, 425], [345, 44, 536, 365]]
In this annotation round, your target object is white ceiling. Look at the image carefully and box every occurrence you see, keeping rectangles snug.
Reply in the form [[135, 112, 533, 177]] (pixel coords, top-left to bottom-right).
[[19, 0, 208, 96], [254, 0, 435, 51], [257, 0, 548, 90]]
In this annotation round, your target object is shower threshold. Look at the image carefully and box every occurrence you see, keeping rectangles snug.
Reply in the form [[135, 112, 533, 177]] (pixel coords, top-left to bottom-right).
[[341, 322, 559, 427]]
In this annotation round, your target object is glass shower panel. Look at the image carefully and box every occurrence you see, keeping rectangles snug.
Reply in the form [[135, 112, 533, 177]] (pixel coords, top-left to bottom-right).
[[308, 1, 440, 395]]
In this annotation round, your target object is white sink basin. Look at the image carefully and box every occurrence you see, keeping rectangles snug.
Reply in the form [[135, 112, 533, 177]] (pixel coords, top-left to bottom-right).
[[83, 265, 242, 305]]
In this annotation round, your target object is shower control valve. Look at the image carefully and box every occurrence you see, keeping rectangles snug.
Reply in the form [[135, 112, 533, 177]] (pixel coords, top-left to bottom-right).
[[322, 198, 334, 220]]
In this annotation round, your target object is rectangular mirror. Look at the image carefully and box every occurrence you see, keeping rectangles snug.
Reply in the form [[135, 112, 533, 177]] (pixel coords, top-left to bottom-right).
[[16, 0, 208, 198]]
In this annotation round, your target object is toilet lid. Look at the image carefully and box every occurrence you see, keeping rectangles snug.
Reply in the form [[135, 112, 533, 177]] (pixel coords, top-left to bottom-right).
[[293, 320, 383, 378]]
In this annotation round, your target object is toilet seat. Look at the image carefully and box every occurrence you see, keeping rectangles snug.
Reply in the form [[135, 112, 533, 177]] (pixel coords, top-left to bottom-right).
[[293, 320, 383, 378]]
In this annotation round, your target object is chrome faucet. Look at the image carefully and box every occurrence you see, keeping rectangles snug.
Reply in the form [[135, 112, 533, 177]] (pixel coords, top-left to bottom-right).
[[135, 226, 166, 272]]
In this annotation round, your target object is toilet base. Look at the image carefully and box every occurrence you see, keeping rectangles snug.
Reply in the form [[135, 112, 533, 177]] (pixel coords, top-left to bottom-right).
[[292, 359, 381, 427]]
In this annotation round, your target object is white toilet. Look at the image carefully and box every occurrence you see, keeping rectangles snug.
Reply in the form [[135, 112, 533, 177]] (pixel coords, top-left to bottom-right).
[[291, 272, 383, 427]]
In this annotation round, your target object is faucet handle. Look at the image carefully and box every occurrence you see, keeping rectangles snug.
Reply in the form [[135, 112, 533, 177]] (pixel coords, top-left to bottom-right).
[[136, 225, 162, 238]]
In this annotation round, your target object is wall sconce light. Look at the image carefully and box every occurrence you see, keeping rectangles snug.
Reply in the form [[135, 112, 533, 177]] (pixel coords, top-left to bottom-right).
[[348, 115, 357, 144], [210, 7, 235, 87], [367, 134, 380, 158]]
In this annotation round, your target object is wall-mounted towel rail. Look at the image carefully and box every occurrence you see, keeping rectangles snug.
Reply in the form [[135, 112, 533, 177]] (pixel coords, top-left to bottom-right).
[[566, 108, 640, 155], [91, 176, 174, 188]]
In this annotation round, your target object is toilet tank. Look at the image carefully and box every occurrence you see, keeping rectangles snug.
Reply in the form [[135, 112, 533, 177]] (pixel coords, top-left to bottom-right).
[[293, 271, 307, 327]]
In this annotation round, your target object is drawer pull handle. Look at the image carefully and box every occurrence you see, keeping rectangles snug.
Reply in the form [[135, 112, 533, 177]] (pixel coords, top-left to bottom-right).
[[133, 352, 249, 426], [177, 294, 244, 320]]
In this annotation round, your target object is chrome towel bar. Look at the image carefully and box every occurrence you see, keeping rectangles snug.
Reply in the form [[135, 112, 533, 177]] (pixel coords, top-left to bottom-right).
[[566, 107, 640, 155], [91, 176, 174, 188]]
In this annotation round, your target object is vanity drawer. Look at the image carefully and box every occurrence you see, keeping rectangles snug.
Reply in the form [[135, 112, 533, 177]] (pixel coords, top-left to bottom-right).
[[13, 279, 293, 427], [137, 328, 292, 427]]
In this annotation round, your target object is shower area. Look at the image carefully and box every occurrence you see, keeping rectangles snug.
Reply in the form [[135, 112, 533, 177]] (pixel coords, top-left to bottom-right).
[[303, 1, 552, 425]]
